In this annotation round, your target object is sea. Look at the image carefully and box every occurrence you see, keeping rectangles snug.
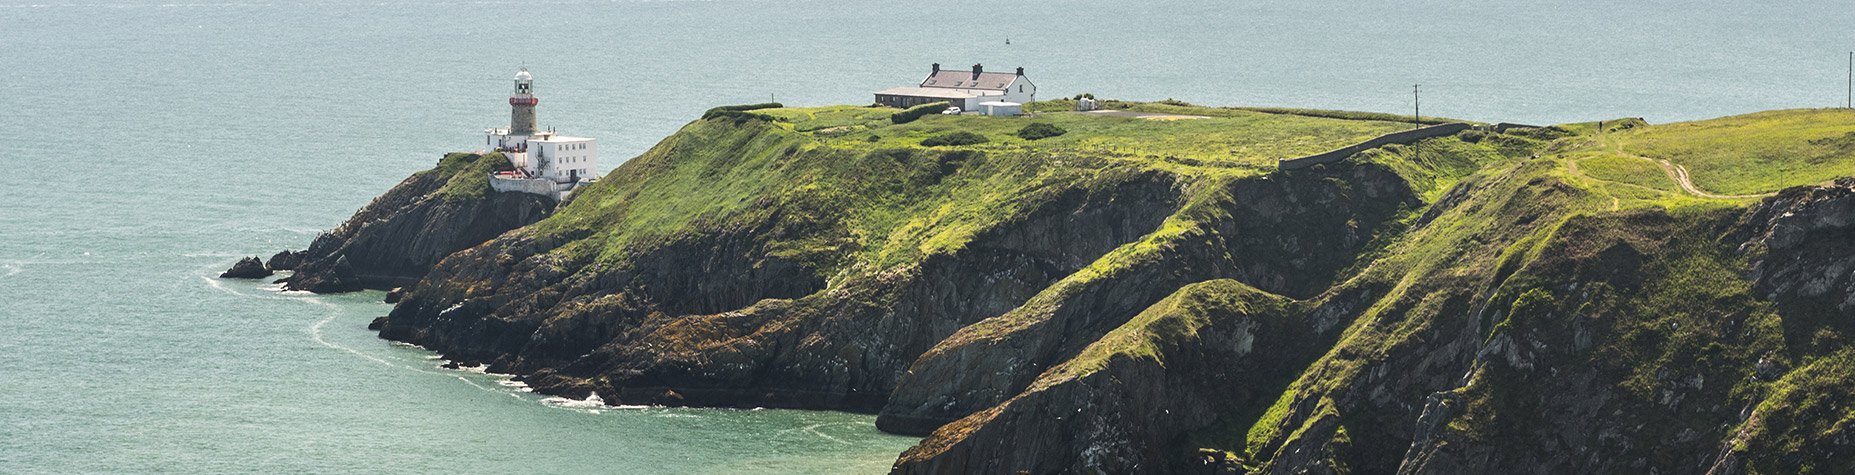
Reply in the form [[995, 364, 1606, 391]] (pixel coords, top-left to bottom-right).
[[1, 0, 1849, 472]]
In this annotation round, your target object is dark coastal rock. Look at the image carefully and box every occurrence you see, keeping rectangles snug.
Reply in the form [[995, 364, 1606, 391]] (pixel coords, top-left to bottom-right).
[[266, 250, 306, 271], [367, 316, 387, 331], [894, 280, 1312, 474], [219, 256, 272, 279], [1734, 178, 1855, 320], [272, 153, 553, 293], [383, 287, 406, 304], [283, 255, 361, 293]]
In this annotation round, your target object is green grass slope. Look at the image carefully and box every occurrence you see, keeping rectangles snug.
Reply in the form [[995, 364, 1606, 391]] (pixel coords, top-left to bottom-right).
[[536, 102, 1415, 276], [1610, 109, 1855, 195]]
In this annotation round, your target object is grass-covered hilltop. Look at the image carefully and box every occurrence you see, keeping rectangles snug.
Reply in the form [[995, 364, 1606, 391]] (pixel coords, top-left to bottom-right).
[[332, 99, 1854, 474]]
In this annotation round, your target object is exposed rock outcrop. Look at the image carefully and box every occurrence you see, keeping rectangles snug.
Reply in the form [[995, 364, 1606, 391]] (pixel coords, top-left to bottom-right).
[[219, 256, 272, 279], [1734, 177, 1855, 337], [893, 280, 1310, 474], [270, 153, 553, 293], [266, 250, 306, 271]]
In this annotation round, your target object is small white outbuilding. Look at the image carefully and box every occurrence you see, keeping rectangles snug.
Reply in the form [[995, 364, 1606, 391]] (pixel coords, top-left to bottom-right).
[[979, 101, 1022, 117]]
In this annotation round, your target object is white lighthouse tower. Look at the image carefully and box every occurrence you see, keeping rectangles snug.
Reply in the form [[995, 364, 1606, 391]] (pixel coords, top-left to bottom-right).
[[485, 68, 600, 200]]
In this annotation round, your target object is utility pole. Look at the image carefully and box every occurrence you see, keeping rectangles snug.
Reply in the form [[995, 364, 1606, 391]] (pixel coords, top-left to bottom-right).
[[1847, 52, 1851, 109], [1413, 84, 1422, 129]]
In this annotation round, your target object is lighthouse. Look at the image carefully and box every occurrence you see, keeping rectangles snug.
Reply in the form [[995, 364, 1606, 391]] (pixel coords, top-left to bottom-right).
[[509, 69, 538, 136], [485, 68, 600, 200]]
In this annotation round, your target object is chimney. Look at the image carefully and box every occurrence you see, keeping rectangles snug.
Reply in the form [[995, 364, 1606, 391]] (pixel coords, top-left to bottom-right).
[[972, 63, 983, 79], [1015, 67, 1024, 76], [931, 63, 940, 74]]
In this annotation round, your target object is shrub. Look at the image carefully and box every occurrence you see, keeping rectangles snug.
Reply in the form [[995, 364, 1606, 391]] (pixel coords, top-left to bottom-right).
[[701, 102, 783, 120], [1504, 125, 1574, 141], [891, 101, 951, 124], [1016, 123, 1068, 140], [921, 131, 989, 147], [704, 110, 782, 124]]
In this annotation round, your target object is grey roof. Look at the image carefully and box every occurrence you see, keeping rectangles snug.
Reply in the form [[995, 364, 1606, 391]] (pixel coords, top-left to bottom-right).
[[920, 70, 1020, 91], [875, 86, 987, 99]]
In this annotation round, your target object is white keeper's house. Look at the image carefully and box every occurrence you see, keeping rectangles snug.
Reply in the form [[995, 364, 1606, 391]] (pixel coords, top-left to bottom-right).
[[874, 63, 1036, 112], [485, 68, 599, 200]]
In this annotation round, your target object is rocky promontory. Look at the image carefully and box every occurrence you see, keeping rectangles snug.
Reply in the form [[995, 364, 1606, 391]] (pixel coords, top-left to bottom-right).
[[290, 103, 1855, 473], [218, 256, 271, 279], [225, 152, 554, 293]]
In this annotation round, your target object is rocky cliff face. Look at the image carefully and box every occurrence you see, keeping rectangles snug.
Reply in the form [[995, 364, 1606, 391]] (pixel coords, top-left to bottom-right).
[[893, 279, 1310, 473], [877, 162, 1421, 435], [268, 153, 553, 293]]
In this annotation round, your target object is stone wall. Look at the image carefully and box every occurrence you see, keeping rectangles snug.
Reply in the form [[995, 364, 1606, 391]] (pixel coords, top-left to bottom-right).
[[489, 175, 572, 200], [1278, 122, 1473, 170]]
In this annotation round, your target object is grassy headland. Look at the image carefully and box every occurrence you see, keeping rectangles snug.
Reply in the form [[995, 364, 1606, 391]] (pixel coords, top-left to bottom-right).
[[377, 99, 1855, 474]]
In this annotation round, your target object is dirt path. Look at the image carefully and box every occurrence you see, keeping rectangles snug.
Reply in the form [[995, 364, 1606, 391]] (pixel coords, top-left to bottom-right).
[[1607, 143, 1774, 199], [1564, 157, 1629, 211]]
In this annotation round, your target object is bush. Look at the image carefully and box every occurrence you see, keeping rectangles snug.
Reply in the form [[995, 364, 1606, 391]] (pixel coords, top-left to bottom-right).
[[701, 102, 783, 120], [703, 110, 782, 124], [891, 101, 951, 124], [1503, 125, 1574, 141], [921, 131, 989, 147], [1016, 123, 1068, 140]]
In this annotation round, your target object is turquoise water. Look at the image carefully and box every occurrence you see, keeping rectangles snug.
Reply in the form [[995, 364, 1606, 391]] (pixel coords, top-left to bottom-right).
[[1, 0, 1849, 472]]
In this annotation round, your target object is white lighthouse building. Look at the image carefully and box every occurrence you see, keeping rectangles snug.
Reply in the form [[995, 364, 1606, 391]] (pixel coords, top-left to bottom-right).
[[486, 69, 599, 200]]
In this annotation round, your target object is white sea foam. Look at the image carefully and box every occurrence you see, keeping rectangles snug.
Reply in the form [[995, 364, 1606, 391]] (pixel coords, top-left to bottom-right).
[[777, 423, 852, 445], [203, 260, 670, 413], [389, 341, 431, 351], [541, 392, 609, 410]]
